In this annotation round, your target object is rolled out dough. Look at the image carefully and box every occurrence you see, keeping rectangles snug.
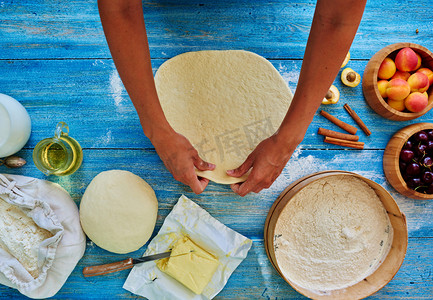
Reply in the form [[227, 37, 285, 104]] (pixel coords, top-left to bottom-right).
[[155, 50, 293, 184], [274, 175, 393, 292]]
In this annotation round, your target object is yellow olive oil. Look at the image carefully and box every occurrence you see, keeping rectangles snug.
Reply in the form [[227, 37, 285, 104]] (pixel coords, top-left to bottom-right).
[[33, 123, 83, 176], [43, 142, 67, 170]]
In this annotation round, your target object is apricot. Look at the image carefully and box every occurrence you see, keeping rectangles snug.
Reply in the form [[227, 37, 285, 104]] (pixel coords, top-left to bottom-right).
[[387, 99, 406, 112], [407, 72, 430, 93], [378, 57, 396, 79], [404, 92, 428, 112], [391, 70, 411, 81], [321, 85, 340, 105], [377, 80, 389, 98], [341, 52, 350, 68], [415, 53, 422, 70], [386, 78, 411, 101], [341, 68, 361, 87], [395, 47, 419, 72], [417, 67, 433, 86]]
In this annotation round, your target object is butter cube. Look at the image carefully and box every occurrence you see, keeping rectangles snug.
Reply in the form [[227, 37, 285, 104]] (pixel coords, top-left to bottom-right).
[[156, 236, 219, 294]]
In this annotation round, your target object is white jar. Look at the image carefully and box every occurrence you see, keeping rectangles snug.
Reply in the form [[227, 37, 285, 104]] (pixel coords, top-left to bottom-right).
[[0, 93, 31, 157]]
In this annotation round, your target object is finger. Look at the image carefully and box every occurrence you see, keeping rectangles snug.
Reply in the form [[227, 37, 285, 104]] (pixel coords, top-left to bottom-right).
[[230, 183, 241, 194], [198, 177, 210, 190], [184, 172, 210, 194], [226, 155, 254, 178], [193, 178, 210, 194], [193, 156, 216, 172], [188, 178, 205, 194], [231, 179, 256, 197], [252, 186, 263, 194]]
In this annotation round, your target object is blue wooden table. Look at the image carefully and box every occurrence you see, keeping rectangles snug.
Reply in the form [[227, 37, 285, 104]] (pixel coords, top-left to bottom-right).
[[1, 0, 433, 299]]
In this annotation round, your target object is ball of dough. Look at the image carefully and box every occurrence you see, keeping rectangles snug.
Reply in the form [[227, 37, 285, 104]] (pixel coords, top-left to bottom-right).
[[79, 170, 158, 254]]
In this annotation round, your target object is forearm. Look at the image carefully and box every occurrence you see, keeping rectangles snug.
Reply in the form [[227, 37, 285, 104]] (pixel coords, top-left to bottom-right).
[[98, 0, 174, 141], [277, 0, 367, 144]]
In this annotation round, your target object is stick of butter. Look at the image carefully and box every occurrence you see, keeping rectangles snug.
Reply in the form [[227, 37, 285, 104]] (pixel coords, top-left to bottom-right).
[[156, 236, 219, 294]]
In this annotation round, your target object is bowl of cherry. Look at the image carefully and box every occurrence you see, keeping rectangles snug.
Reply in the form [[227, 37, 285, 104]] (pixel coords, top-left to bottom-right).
[[384, 122, 433, 199]]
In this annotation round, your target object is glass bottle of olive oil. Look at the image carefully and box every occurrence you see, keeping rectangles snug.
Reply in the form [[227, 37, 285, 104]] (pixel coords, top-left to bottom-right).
[[33, 122, 83, 176]]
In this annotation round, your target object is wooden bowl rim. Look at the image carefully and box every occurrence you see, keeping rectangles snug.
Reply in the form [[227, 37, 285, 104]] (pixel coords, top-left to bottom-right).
[[264, 170, 408, 300], [364, 42, 433, 119], [384, 122, 433, 199]]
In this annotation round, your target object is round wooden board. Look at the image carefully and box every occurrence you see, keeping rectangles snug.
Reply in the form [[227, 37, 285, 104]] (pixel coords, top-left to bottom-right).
[[264, 171, 408, 300]]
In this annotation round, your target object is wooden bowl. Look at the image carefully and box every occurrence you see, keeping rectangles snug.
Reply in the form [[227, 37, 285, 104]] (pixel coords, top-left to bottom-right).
[[384, 122, 433, 199], [362, 42, 433, 121], [264, 171, 408, 300]]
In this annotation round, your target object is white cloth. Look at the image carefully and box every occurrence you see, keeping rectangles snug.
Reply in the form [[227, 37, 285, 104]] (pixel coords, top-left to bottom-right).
[[124, 195, 252, 300], [0, 174, 86, 299]]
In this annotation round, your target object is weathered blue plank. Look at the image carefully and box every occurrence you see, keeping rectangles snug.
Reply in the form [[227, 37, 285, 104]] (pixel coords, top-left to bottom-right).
[[0, 0, 432, 59], [2, 59, 433, 151], [1, 0, 433, 299], [0, 237, 431, 299], [2, 149, 432, 239]]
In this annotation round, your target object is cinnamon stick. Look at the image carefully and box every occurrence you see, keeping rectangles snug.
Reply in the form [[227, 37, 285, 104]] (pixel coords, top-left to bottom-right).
[[324, 136, 364, 150], [319, 110, 358, 135], [343, 103, 372, 136], [318, 128, 359, 142]]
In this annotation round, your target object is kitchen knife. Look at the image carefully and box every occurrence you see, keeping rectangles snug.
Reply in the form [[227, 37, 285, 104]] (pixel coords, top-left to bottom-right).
[[83, 251, 171, 277]]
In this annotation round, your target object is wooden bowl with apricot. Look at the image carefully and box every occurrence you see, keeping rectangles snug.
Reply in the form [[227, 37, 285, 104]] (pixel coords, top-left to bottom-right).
[[363, 43, 433, 121], [384, 122, 433, 199]]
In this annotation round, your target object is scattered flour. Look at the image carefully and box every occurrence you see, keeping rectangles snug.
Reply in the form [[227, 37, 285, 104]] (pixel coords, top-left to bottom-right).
[[92, 130, 112, 148], [92, 59, 106, 67], [278, 63, 299, 91], [110, 69, 126, 108], [387, 189, 433, 233], [269, 148, 327, 193], [251, 239, 275, 290], [270, 149, 383, 193]]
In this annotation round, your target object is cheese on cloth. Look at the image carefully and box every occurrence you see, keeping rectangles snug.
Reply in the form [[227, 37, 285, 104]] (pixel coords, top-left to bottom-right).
[[0, 198, 53, 278], [156, 236, 219, 294], [274, 175, 393, 292]]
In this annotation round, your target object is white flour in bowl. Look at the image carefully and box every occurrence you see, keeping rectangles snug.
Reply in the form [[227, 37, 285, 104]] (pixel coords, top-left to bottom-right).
[[274, 175, 393, 292]]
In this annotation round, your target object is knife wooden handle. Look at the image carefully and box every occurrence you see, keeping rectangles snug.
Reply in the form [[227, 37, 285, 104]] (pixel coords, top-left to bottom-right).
[[83, 258, 134, 277]]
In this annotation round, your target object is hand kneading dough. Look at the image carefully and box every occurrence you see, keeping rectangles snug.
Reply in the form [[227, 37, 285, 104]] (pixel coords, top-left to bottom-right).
[[79, 170, 158, 254], [274, 175, 393, 292], [155, 50, 293, 184]]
